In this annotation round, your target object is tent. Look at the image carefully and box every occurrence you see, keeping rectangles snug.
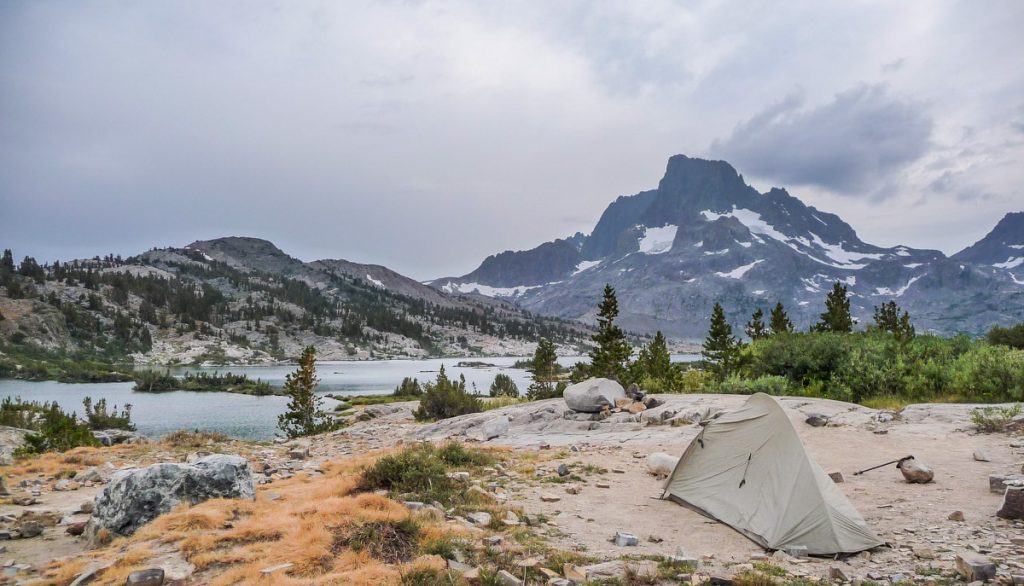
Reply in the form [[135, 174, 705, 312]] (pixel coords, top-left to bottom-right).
[[662, 393, 883, 555]]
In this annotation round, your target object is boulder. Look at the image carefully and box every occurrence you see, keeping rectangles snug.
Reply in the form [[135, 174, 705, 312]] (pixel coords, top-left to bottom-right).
[[990, 474, 1024, 493], [804, 414, 829, 427], [625, 383, 645, 401], [125, 569, 165, 586], [973, 450, 990, 462], [646, 452, 680, 477], [563, 379, 626, 413], [478, 416, 510, 440], [997, 486, 1024, 520], [612, 531, 639, 546], [91, 429, 144, 447], [897, 457, 934, 484], [86, 454, 254, 540]]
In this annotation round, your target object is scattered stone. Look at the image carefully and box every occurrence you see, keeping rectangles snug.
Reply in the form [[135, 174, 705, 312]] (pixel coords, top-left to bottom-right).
[[828, 567, 849, 582], [668, 547, 699, 567], [87, 454, 255, 540], [613, 531, 639, 546], [973, 450, 990, 462], [997, 486, 1024, 519], [596, 481, 610, 488], [627, 402, 647, 414], [563, 378, 626, 413], [564, 564, 587, 583], [557, 463, 570, 477], [483, 536, 503, 547], [495, 569, 523, 586], [18, 521, 43, 538], [955, 552, 996, 582], [948, 510, 965, 522], [897, 457, 934, 484], [502, 511, 520, 526], [66, 521, 88, 536], [612, 468, 625, 474], [11, 496, 36, 506], [92, 429, 144, 447], [565, 485, 581, 495], [989, 474, 1024, 493], [466, 485, 495, 503], [648, 534, 664, 543], [466, 512, 492, 526], [828, 471, 845, 483], [287, 447, 309, 460], [913, 547, 936, 560], [642, 396, 664, 409], [540, 493, 561, 502], [403, 501, 424, 511], [125, 568, 165, 586], [805, 414, 829, 427]]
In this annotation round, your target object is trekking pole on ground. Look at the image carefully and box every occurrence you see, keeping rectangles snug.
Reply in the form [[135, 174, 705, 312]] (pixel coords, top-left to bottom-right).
[[853, 455, 914, 476]]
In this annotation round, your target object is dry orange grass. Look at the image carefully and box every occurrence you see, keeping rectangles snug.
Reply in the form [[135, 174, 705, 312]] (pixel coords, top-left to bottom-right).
[[51, 450, 473, 586]]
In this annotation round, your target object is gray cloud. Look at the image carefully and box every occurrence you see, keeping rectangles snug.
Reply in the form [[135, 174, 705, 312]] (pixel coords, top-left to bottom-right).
[[1, 1, 1023, 276], [710, 84, 934, 195]]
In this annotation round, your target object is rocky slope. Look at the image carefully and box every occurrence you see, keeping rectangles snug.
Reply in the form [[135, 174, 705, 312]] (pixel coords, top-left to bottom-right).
[[0, 237, 589, 365], [432, 155, 1024, 338]]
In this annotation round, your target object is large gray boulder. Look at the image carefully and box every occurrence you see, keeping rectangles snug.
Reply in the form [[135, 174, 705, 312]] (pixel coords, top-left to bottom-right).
[[87, 454, 254, 540], [563, 378, 626, 413]]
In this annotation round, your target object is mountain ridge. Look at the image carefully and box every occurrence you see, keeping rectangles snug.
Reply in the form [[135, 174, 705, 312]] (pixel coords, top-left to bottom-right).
[[432, 155, 1023, 338]]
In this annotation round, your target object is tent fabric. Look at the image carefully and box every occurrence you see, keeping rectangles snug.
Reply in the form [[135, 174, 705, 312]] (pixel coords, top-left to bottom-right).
[[662, 393, 883, 555]]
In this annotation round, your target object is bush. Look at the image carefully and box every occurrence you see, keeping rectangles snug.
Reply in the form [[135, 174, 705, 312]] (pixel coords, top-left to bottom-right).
[[336, 518, 420, 563], [359, 441, 491, 505], [952, 345, 1024, 402], [393, 377, 423, 397], [82, 397, 135, 430], [970, 404, 1022, 432], [987, 323, 1024, 349], [488, 373, 519, 398], [0, 397, 99, 455], [525, 380, 567, 401], [710, 375, 791, 396], [413, 366, 481, 421]]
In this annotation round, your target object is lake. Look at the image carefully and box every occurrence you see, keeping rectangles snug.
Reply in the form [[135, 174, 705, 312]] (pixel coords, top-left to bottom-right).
[[0, 355, 698, 440]]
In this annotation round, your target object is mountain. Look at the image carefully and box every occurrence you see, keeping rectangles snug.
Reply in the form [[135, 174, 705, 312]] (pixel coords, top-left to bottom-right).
[[0, 237, 589, 364], [432, 155, 1024, 338]]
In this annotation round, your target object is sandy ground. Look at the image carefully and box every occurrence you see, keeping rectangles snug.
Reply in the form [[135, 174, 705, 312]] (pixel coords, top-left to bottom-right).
[[319, 394, 1024, 578]]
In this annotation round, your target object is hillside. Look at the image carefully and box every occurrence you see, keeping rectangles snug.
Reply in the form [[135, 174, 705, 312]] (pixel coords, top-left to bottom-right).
[[432, 155, 1024, 338], [0, 238, 589, 367]]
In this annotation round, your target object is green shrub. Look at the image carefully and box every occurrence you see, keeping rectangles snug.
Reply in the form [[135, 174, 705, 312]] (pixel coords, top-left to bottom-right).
[[413, 366, 481, 421], [526, 380, 566, 401], [987, 322, 1024, 349], [952, 345, 1024, 402], [394, 377, 423, 397], [359, 442, 492, 506], [82, 397, 135, 430], [488, 373, 519, 398], [0, 397, 99, 455], [970, 404, 1022, 432], [336, 518, 420, 563], [710, 375, 791, 396]]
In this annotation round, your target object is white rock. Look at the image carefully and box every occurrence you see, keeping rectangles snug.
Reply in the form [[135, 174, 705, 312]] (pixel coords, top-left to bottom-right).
[[646, 452, 680, 477], [563, 378, 626, 413]]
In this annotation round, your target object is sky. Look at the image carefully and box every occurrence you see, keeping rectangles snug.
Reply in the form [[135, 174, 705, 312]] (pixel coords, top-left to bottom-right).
[[1, 1, 1023, 280]]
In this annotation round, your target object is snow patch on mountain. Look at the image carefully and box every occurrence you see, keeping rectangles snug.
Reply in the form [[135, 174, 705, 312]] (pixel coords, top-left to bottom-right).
[[715, 259, 763, 279], [442, 281, 539, 298], [875, 275, 923, 297], [572, 260, 602, 275], [904, 263, 923, 269], [365, 274, 386, 289], [994, 257, 1024, 269], [637, 225, 678, 255]]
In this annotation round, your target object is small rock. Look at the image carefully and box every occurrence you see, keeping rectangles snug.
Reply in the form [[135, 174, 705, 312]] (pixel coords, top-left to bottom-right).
[[18, 521, 44, 539], [989, 474, 1024, 493], [596, 481, 610, 488], [66, 521, 88, 536], [613, 531, 639, 546], [973, 450, 990, 462], [403, 501, 425, 511], [11, 496, 36, 506], [540, 493, 561, 502], [287, 447, 309, 460], [948, 510, 965, 522], [955, 552, 996, 582], [627, 402, 647, 414], [483, 536, 503, 547], [913, 547, 936, 560], [805, 414, 829, 427], [125, 568, 165, 586], [997, 486, 1024, 519], [784, 545, 808, 558], [479, 415, 510, 440], [646, 452, 679, 477], [564, 564, 586, 582], [897, 457, 934, 484], [556, 463, 570, 477], [828, 566, 848, 581], [828, 471, 844, 483], [495, 569, 523, 586], [466, 511, 492, 526], [565, 485, 581, 495], [502, 511, 519, 526]]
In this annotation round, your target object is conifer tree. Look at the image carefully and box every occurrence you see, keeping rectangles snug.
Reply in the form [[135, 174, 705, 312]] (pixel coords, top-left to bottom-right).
[[0, 249, 14, 275], [629, 330, 681, 391], [813, 282, 854, 333], [874, 300, 915, 342], [584, 285, 632, 381], [702, 303, 740, 380], [744, 308, 768, 340], [769, 302, 794, 335], [278, 346, 333, 438], [530, 338, 559, 383]]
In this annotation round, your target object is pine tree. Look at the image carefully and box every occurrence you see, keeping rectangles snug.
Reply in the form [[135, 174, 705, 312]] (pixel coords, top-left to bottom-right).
[[744, 308, 768, 340], [489, 373, 519, 398], [702, 303, 740, 380], [0, 249, 14, 275], [583, 285, 632, 382], [769, 302, 794, 335], [813, 282, 854, 333], [874, 300, 915, 342], [530, 338, 559, 383], [629, 330, 681, 391], [277, 346, 333, 438]]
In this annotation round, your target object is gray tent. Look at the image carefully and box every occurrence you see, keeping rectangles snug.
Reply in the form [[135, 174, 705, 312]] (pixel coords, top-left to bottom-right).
[[662, 393, 883, 555]]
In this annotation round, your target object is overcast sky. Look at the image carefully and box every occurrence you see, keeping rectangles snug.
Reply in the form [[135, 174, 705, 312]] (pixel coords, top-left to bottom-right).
[[2, 1, 1022, 280]]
